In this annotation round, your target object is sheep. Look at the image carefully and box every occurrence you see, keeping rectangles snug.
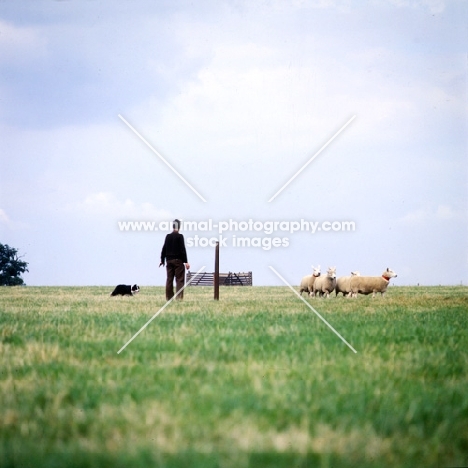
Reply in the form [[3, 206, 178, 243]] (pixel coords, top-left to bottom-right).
[[299, 265, 321, 296], [349, 268, 397, 298], [312, 266, 337, 298], [306, 265, 322, 296], [335, 271, 360, 297], [299, 276, 312, 296]]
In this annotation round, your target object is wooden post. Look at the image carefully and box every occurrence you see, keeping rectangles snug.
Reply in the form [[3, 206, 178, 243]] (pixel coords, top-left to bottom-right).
[[214, 241, 219, 300]]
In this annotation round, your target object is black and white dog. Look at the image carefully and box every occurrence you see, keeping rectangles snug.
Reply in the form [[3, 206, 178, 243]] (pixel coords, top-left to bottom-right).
[[110, 284, 140, 296]]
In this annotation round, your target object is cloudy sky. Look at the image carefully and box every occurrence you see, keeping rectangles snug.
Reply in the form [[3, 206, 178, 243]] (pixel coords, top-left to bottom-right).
[[0, 0, 466, 287]]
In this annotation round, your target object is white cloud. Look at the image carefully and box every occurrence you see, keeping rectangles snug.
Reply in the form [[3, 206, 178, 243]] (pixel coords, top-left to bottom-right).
[[0, 208, 29, 230], [72, 192, 173, 220], [399, 0, 446, 14], [0, 209, 10, 225], [435, 204, 461, 220], [0, 20, 47, 64], [134, 14, 458, 163], [399, 204, 465, 225]]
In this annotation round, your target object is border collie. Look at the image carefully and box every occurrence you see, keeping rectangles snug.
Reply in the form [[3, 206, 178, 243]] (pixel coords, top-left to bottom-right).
[[110, 284, 140, 296]]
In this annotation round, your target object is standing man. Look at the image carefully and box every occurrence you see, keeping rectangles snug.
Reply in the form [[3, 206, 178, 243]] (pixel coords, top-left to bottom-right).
[[159, 219, 190, 301]]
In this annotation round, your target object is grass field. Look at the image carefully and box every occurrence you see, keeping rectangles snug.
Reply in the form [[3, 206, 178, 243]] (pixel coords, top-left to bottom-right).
[[1, 285, 467, 467]]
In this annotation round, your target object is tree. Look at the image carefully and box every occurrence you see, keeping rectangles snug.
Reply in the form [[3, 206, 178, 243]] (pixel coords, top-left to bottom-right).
[[0, 243, 29, 286]]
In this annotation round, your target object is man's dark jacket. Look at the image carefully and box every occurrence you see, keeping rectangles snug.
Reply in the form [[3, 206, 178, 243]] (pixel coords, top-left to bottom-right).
[[161, 231, 188, 264]]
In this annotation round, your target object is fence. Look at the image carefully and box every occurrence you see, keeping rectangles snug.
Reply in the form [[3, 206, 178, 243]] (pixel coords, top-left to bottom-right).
[[186, 271, 252, 286]]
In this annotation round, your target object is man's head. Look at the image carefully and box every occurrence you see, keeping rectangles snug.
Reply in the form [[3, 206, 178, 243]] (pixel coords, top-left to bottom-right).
[[173, 219, 181, 231]]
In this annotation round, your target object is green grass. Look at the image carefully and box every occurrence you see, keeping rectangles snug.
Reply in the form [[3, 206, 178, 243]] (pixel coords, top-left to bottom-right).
[[0, 285, 467, 467]]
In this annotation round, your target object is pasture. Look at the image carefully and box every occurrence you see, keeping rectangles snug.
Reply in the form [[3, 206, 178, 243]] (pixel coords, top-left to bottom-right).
[[1, 285, 467, 467]]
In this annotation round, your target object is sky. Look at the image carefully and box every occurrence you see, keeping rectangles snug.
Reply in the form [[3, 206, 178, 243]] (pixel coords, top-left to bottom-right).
[[0, 0, 466, 287]]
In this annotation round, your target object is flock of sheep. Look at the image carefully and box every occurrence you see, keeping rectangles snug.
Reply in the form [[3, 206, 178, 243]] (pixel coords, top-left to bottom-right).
[[299, 265, 398, 298]]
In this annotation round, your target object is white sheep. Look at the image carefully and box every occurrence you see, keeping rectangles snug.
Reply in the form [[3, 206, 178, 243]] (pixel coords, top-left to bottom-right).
[[335, 271, 360, 297], [349, 268, 397, 298], [299, 265, 321, 296], [312, 266, 337, 298]]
